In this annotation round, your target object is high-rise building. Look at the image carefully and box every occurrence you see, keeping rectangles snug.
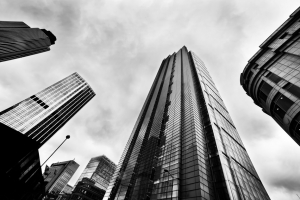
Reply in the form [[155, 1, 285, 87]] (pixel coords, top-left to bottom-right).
[[0, 21, 56, 62], [71, 178, 106, 200], [44, 160, 79, 195], [56, 184, 73, 200], [61, 184, 74, 194], [0, 72, 95, 148], [240, 7, 300, 146], [104, 47, 270, 200], [75, 155, 116, 191], [56, 184, 74, 200], [2, 122, 45, 200]]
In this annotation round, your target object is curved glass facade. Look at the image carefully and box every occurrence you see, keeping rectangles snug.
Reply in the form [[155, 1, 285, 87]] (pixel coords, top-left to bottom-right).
[[105, 47, 270, 200], [240, 6, 300, 146]]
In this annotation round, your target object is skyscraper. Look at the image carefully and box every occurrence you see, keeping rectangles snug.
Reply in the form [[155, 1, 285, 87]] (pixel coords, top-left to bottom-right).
[[71, 178, 106, 200], [240, 7, 300, 145], [0, 21, 56, 62], [0, 72, 95, 148], [2, 122, 45, 200], [61, 184, 73, 194], [44, 160, 79, 195], [75, 155, 116, 190], [104, 47, 270, 200]]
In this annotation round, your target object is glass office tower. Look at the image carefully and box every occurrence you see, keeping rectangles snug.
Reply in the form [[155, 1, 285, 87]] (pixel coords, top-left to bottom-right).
[[75, 155, 116, 190], [240, 6, 300, 146], [0, 72, 95, 147], [44, 160, 79, 194], [71, 178, 106, 200], [104, 47, 270, 200], [0, 21, 56, 62], [61, 184, 73, 194]]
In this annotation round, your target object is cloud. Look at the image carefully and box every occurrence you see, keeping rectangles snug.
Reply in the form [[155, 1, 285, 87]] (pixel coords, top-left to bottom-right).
[[20, 0, 81, 34], [1, 1, 300, 199]]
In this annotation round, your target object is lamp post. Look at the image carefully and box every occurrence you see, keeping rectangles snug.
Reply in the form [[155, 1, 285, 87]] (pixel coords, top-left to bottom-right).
[[41, 135, 70, 168], [41, 135, 70, 200]]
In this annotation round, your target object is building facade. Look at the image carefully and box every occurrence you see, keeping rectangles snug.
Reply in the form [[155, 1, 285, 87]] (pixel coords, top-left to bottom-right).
[[44, 160, 79, 195], [0, 72, 95, 148], [75, 155, 116, 191], [240, 7, 300, 145], [61, 184, 74, 194], [56, 184, 73, 200], [0, 21, 56, 62], [2, 122, 45, 200], [57, 193, 72, 200], [104, 47, 270, 200], [71, 178, 106, 200]]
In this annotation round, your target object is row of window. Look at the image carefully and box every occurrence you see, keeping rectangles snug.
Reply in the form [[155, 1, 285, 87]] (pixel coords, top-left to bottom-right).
[[30, 95, 49, 109], [258, 72, 300, 124]]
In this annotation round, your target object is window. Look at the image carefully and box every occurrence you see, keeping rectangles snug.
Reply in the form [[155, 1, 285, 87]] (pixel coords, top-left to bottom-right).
[[258, 81, 273, 102], [290, 113, 300, 136], [267, 72, 282, 84], [276, 95, 294, 111], [284, 83, 300, 99], [283, 83, 291, 89], [274, 106, 286, 119], [271, 92, 294, 120], [259, 91, 268, 102], [247, 71, 253, 80], [260, 81, 273, 95], [252, 63, 259, 70], [279, 32, 288, 39]]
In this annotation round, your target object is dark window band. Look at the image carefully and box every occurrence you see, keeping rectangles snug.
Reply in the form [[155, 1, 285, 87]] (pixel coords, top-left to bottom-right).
[[258, 81, 273, 102], [271, 92, 294, 121], [283, 83, 300, 99], [267, 72, 282, 84]]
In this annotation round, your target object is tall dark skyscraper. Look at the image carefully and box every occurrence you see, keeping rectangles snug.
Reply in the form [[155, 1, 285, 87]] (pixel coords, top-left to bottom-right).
[[0, 21, 56, 62], [2, 122, 45, 200], [240, 7, 300, 146], [0, 72, 95, 147], [104, 47, 270, 200], [75, 155, 116, 190]]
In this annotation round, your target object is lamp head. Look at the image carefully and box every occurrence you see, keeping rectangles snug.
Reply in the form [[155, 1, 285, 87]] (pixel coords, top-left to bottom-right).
[[66, 135, 70, 139]]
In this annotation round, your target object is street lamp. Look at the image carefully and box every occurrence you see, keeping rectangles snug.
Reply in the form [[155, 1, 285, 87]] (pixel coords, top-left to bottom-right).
[[41, 135, 70, 168]]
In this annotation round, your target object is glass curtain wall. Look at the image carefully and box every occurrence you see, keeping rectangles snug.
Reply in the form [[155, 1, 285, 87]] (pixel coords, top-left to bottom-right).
[[0, 72, 95, 147], [104, 47, 270, 200]]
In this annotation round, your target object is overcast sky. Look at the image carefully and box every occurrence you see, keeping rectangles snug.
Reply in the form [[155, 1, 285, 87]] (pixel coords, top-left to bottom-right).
[[1, 0, 300, 199]]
